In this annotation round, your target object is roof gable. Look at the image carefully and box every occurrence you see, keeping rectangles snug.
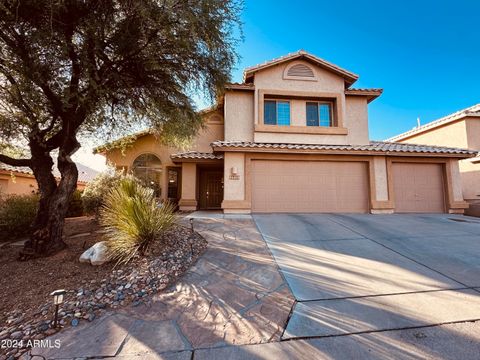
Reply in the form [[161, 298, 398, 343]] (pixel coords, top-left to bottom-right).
[[243, 50, 359, 86]]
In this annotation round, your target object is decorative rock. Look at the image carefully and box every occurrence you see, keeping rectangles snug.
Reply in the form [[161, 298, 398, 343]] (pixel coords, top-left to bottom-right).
[[79, 241, 110, 266], [10, 331, 23, 339], [87, 313, 96, 322], [37, 322, 49, 333], [45, 328, 57, 336], [95, 292, 104, 300], [71, 319, 79, 327]]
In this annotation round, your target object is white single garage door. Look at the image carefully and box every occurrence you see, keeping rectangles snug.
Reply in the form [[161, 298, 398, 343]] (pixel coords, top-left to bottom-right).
[[251, 160, 369, 213], [392, 162, 446, 213]]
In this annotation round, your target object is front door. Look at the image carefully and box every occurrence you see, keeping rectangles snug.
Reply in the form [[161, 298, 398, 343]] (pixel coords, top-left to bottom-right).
[[199, 170, 223, 209]]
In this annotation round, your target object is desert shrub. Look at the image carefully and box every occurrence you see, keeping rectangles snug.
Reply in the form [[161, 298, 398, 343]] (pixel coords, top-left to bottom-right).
[[66, 189, 84, 218], [99, 177, 175, 265], [0, 194, 38, 239], [81, 170, 125, 215]]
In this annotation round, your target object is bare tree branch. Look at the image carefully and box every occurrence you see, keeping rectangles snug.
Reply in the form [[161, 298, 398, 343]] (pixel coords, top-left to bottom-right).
[[0, 153, 32, 167]]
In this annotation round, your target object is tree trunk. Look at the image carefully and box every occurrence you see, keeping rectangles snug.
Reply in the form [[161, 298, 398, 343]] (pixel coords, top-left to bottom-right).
[[20, 148, 79, 259]]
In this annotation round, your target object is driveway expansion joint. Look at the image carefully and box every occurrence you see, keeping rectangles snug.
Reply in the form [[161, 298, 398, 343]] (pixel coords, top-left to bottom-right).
[[295, 286, 478, 303], [280, 318, 480, 342]]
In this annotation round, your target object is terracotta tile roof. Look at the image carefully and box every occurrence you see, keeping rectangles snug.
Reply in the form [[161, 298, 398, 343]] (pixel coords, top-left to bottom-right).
[[224, 83, 255, 91], [386, 104, 480, 142], [0, 162, 99, 183], [345, 88, 383, 103], [242, 50, 359, 85], [211, 140, 477, 157], [171, 151, 224, 160]]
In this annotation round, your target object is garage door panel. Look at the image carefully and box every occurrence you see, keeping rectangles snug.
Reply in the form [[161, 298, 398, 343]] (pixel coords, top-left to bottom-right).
[[392, 163, 445, 213], [251, 160, 369, 213]]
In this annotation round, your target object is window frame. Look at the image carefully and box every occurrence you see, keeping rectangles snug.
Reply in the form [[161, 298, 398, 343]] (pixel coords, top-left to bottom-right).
[[263, 99, 291, 126], [306, 101, 334, 127]]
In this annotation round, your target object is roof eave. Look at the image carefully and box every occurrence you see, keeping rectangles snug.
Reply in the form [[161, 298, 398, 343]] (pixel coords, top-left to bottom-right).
[[211, 145, 475, 159], [345, 89, 383, 103]]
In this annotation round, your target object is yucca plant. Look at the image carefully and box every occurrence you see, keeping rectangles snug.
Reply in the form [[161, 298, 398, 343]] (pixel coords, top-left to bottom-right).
[[99, 177, 175, 265]]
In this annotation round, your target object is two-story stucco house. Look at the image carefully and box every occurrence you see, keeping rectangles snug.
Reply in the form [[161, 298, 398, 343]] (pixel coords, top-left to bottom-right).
[[95, 50, 476, 214], [387, 104, 480, 216]]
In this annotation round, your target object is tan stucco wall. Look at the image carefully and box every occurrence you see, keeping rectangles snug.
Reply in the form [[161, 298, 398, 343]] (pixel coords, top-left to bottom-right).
[[397, 120, 469, 148], [178, 162, 197, 210], [344, 97, 369, 145], [373, 156, 389, 201], [0, 173, 37, 195], [191, 111, 225, 151], [223, 152, 245, 201], [0, 172, 86, 196], [224, 92, 254, 142], [105, 113, 224, 201], [397, 119, 480, 202], [253, 60, 345, 96], [223, 59, 370, 146], [105, 134, 178, 201]]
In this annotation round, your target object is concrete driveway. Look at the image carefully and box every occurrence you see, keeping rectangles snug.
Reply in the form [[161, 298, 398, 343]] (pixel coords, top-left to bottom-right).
[[253, 214, 480, 342]]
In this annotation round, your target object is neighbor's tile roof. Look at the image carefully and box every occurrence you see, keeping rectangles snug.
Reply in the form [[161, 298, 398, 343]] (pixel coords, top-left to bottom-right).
[[243, 50, 359, 85], [386, 104, 480, 142], [211, 141, 477, 157], [0, 162, 99, 183], [171, 151, 224, 160]]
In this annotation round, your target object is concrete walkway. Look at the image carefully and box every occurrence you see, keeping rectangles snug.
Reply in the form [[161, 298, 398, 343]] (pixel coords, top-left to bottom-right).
[[31, 214, 294, 359]]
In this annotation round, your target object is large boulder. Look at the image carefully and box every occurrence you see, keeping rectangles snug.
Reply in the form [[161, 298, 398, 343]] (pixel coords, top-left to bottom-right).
[[79, 241, 110, 266]]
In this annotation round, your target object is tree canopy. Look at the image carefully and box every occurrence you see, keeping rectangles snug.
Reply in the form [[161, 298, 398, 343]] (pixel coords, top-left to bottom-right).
[[0, 0, 242, 257]]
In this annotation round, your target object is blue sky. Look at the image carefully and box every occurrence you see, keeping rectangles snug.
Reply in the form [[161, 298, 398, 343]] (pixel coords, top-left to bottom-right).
[[231, 0, 480, 140]]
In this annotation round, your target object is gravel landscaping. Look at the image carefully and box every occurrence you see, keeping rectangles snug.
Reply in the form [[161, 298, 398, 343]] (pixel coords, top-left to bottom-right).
[[0, 217, 207, 359]]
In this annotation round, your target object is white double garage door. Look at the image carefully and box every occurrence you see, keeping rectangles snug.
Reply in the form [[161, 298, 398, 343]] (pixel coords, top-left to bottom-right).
[[251, 160, 446, 213]]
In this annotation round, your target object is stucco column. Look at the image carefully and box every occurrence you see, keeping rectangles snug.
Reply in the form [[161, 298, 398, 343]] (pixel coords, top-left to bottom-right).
[[447, 159, 469, 214], [178, 162, 197, 211], [370, 156, 394, 214], [222, 152, 250, 214]]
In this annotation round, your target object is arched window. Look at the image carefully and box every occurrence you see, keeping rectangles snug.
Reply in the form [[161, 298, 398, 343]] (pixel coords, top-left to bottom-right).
[[132, 154, 162, 197]]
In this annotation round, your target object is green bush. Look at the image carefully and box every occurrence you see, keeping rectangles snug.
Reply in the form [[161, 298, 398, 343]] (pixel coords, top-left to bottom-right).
[[66, 189, 84, 218], [99, 177, 175, 265], [0, 194, 38, 239], [81, 170, 125, 215]]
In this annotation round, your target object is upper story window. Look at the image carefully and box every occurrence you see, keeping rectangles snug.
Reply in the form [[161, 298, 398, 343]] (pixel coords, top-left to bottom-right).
[[306, 102, 333, 127], [264, 100, 290, 126]]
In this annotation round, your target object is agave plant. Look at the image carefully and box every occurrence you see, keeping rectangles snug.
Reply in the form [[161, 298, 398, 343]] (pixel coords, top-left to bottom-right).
[[99, 177, 175, 265]]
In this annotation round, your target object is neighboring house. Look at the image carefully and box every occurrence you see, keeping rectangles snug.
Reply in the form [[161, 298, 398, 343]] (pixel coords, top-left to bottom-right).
[[95, 50, 476, 214], [387, 104, 480, 215], [0, 162, 99, 195]]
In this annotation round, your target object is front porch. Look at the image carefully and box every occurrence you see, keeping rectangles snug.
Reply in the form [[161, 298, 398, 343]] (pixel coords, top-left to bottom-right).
[[171, 152, 224, 211]]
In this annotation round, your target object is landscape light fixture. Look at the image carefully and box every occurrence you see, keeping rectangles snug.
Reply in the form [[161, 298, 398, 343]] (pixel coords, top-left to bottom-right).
[[50, 289, 66, 328]]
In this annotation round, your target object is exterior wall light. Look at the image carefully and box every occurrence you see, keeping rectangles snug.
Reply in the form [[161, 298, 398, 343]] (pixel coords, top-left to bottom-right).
[[229, 167, 240, 180], [51, 289, 66, 328]]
